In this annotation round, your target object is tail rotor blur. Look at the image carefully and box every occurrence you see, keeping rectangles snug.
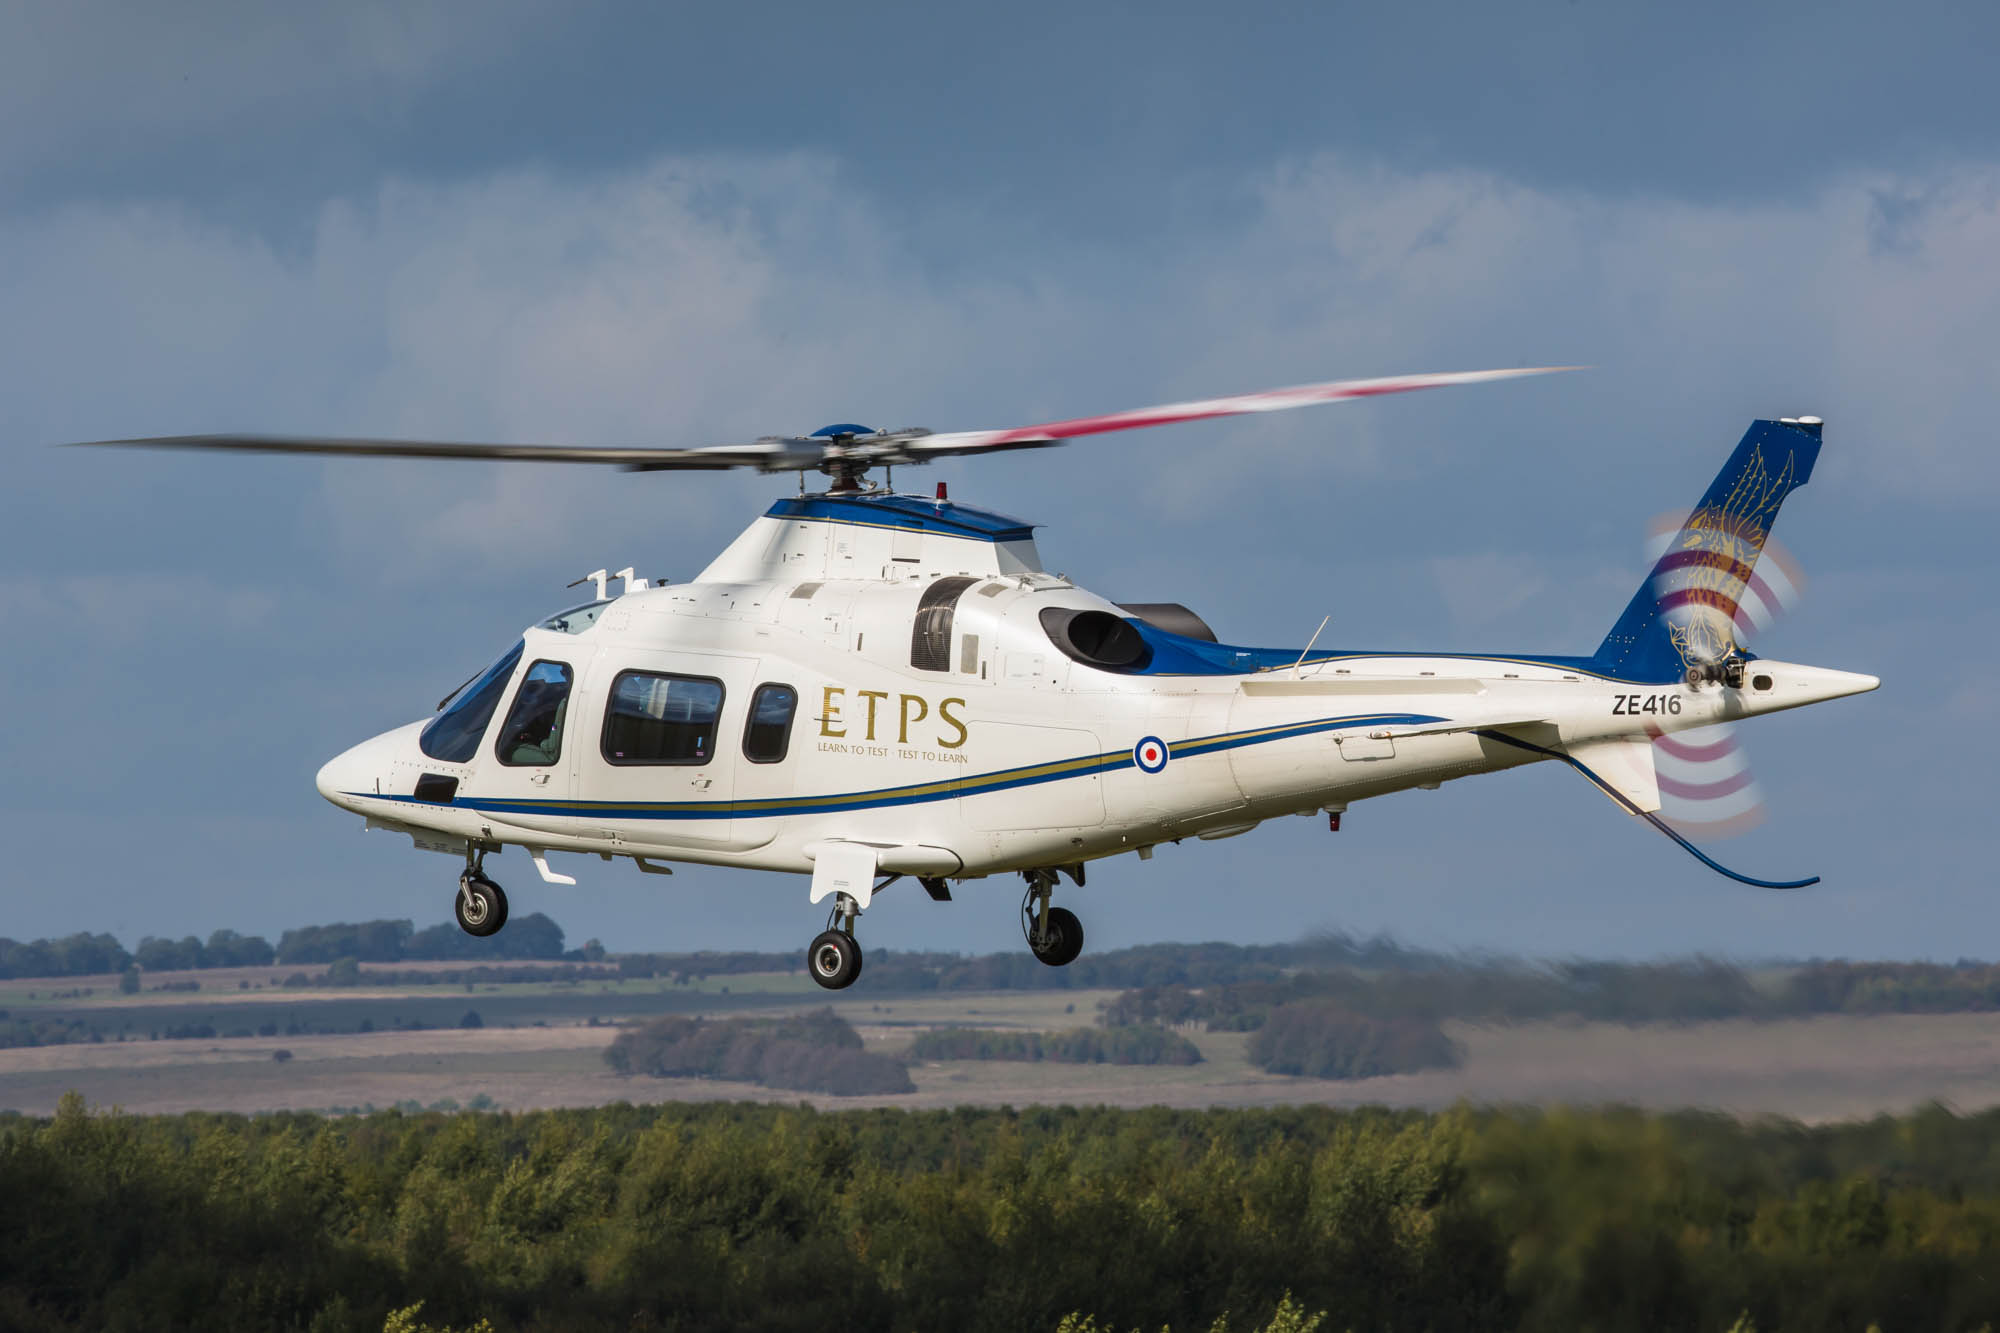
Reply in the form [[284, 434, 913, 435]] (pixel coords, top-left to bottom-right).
[[1642, 512, 1808, 838]]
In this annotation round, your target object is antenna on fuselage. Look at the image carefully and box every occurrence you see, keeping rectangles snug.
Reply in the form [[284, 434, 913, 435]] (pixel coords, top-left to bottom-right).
[[1292, 616, 1332, 678], [566, 569, 611, 600]]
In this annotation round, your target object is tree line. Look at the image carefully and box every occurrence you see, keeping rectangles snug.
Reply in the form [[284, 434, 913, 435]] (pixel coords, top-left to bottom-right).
[[0, 916, 592, 978], [1096, 954, 2000, 1031], [604, 936, 1407, 990], [23, 911, 2000, 1027], [9, 1097, 2000, 1331], [273, 915, 583, 964]]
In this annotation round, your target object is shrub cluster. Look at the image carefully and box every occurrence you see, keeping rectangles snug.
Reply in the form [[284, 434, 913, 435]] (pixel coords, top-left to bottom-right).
[[909, 1024, 1203, 1065], [0, 1014, 100, 1050], [603, 1008, 913, 1095], [1246, 1002, 1461, 1079], [278, 960, 615, 989]]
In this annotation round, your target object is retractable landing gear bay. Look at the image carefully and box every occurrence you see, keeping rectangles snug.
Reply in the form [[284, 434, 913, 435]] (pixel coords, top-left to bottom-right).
[[456, 845, 509, 938], [1022, 869, 1085, 967]]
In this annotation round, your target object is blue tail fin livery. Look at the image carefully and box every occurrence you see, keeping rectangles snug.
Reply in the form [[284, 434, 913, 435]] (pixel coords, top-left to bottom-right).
[[1591, 418, 1823, 682]]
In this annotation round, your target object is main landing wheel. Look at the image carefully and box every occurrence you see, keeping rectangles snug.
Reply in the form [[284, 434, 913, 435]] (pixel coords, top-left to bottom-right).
[[1030, 906, 1084, 968], [807, 929, 863, 990], [456, 874, 509, 938]]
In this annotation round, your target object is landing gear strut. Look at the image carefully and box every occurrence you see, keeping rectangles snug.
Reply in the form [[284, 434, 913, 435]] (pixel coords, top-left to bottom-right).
[[456, 846, 509, 938], [1021, 870, 1084, 967], [807, 890, 866, 990]]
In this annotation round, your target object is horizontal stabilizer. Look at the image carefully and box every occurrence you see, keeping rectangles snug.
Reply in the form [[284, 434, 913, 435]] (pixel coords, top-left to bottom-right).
[[1473, 728, 1817, 890], [1565, 737, 1662, 814]]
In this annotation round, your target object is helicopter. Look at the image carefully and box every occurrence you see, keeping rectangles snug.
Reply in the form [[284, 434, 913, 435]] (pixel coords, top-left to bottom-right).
[[77, 368, 1878, 989]]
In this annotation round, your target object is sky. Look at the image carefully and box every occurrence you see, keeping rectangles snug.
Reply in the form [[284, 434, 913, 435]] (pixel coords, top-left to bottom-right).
[[3, 1, 1995, 962]]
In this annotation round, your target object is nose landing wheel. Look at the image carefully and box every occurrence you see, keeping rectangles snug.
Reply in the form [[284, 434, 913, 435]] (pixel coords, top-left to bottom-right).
[[807, 929, 862, 989], [456, 848, 509, 938]]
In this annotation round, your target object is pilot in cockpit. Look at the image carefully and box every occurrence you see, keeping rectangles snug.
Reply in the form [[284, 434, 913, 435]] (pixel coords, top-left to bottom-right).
[[502, 664, 572, 766]]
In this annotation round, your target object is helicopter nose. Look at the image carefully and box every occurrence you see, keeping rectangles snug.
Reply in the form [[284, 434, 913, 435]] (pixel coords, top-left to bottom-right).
[[315, 738, 381, 811]]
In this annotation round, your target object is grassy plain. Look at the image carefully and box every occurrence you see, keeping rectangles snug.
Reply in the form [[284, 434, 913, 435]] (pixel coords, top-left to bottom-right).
[[11, 961, 2000, 1119]]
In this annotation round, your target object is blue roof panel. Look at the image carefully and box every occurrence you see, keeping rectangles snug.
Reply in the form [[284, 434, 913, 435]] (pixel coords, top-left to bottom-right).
[[765, 493, 1038, 542]]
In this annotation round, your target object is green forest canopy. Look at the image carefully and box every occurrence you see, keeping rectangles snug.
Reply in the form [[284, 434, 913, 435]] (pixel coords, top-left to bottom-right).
[[7, 1097, 2000, 1332]]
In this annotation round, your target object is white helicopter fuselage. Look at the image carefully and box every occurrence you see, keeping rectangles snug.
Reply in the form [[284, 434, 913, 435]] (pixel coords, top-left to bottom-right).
[[314, 489, 1875, 904], [79, 368, 1877, 981]]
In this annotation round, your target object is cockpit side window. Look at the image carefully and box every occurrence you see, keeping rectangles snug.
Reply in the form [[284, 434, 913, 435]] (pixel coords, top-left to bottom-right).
[[496, 661, 573, 767], [419, 642, 524, 763], [742, 683, 799, 764], [602, 671, 724, 765]]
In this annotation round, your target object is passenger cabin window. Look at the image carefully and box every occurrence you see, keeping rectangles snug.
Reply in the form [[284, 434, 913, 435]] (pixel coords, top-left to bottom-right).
[[742, 683, 799, 764], [419, 642, 523, 763], [910, 576, 980, 671], [496, 661, 573, 766], [602, 671, 723, 765]]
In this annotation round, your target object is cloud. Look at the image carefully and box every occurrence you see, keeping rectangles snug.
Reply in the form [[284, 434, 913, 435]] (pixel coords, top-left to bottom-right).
[[0, 1, 542, 185], [8, 149, 1990, 662], [1194, 156, 2000, 499], [0, 572, 274, 641], [3, 157, 1102, 580]]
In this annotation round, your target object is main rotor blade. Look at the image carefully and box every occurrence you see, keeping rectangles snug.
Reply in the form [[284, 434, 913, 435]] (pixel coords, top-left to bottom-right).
[[901, 366, 1578, 460], [70, 365, 1578, 476], [67, 434, 773, 470]]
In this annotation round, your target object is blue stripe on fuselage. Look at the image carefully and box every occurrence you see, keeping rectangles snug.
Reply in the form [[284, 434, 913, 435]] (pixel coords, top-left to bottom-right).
[[358, 710, 1443, 822]]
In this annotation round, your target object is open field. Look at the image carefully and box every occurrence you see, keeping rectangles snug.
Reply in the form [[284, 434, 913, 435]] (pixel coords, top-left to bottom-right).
[[12, 959, 2000, 1119]]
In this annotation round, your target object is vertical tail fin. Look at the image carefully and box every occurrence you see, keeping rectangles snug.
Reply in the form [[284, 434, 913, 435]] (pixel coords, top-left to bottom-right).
[[1592, 418, 1823, 682]]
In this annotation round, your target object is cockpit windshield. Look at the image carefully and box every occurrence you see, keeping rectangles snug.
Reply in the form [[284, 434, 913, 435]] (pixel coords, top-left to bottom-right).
[[419, 642, 523, 763], [537, 600, 612, 634]]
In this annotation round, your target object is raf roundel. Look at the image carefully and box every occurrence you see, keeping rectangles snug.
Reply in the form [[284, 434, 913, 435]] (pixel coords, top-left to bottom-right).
[[1133, 735, 1169, 774]]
